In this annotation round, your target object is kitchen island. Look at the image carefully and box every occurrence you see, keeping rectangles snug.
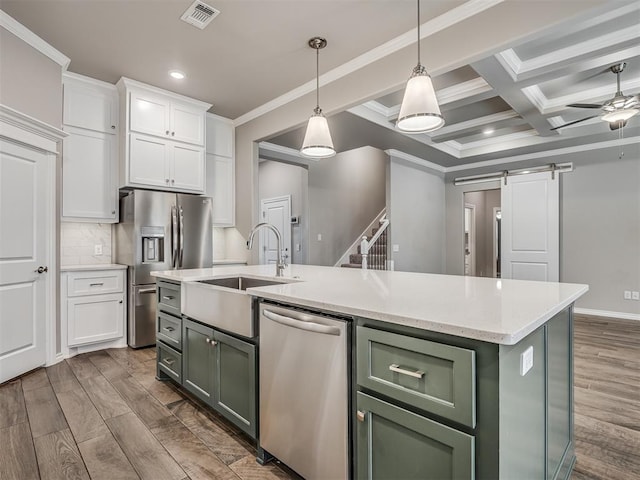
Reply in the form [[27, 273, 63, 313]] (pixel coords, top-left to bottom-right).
[[151, 264, 588, 480]]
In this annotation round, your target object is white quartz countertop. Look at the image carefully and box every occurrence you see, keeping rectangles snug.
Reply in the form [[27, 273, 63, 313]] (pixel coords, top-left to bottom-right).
[[61, 264, 127, 272], [151, 264, 588, 345]]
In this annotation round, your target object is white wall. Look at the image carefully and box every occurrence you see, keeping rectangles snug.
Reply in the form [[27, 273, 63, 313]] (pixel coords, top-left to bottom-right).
[[259, 160, 309, 264], [387, 155, 445, 273]]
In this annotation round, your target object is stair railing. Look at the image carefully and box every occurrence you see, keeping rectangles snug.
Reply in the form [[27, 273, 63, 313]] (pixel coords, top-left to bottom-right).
[[360, 217, 389, 270]]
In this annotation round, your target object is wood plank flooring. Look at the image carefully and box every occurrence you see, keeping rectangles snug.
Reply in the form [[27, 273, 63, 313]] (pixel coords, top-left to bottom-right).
[[0, 313, 636, 479], [0, 346, 293, 480]]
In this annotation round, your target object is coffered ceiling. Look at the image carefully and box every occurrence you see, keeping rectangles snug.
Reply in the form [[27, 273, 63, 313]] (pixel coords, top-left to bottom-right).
[[2, 0, 637, 169], [267, 0, 640, 168]]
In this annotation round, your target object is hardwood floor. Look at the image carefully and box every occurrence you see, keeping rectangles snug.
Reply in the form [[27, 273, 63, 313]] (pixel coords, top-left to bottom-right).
[[0, 313, 637, 479], [570, 314, 640, 480], [0, 347, 293, 480]]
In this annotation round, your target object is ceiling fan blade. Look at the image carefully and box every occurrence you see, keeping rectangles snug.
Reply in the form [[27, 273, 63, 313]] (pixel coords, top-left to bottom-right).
[[566, 103, 603, 109], [609, 119, 628, 131], [550, 115, 600, 131]]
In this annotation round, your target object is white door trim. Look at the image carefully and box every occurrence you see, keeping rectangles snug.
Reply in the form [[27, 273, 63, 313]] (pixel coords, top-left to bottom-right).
[[0, 105, 66, 369], [259, 195, 291, 265]]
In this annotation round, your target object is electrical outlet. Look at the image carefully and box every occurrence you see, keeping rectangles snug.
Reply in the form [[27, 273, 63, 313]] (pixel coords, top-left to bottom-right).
[[317, 234, 322, 241], [94, 244, 103, 256], [624, 290, 632, 300], [520, 346, 534, 376], [633, 291, 640, 301], [392, 244, 400, 252], [296, 243, 301, 252]]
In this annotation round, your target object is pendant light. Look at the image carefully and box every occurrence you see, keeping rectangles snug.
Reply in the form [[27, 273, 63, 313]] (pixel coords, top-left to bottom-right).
[[397, 0, 444, 134], [301, 37, 336, 158]]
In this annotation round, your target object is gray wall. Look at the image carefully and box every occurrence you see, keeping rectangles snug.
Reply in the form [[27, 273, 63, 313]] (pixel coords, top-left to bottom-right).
[[387, 156, 445, 273], [308, 146, 386, 266], [0, 27, 63, 127], [258, 160, 309, 264], [445, 144, 640, 316]]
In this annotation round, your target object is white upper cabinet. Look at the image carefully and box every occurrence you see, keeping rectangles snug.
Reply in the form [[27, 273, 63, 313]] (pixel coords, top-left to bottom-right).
[[205, 113, 235, 226], [62, 72, 119, 223], [117, 77, 211, 193]]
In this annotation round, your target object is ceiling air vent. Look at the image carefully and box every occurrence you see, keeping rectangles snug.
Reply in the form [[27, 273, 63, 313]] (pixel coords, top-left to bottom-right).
[[180, 0, 220, 30]]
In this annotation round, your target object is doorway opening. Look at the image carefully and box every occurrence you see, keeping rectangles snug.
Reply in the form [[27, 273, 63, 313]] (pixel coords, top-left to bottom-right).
[[463, 189, 501, 278]]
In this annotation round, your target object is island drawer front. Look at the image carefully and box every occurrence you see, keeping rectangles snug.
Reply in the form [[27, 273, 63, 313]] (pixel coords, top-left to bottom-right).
[[356, 391, 475, 480], [357, 326, 476, 428], [157, 312, 182, 351], [67, 270, 124, 296], [157, 342, 182, 383], [157, 280, 180, 316]]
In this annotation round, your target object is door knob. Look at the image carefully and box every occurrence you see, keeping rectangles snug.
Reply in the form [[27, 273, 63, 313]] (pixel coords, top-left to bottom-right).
[[36, 266, 48, 274]]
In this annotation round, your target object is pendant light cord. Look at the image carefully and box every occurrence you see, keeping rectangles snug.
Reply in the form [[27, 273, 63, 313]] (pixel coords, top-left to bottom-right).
[[416, 0, 421, 68], [316, 45, 320, 113]]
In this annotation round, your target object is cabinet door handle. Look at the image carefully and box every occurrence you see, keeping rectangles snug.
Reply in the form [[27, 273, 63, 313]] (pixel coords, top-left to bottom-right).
[[163, 326, 175, 332], [389, 364, 425, 379], [162, 357, 175, 366], [162, 295, 174, 300], [356, 410, 366, 422], [89, 282, 104, 287]]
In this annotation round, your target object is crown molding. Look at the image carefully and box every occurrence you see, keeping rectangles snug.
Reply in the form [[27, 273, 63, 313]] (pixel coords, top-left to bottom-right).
[[0, 10, 70, 70], [432, 110, 519, 137], [446, 135, 640, 172], [234, 0, 505, 126], [385, 149, 447, 174], [258, 141, 317, 163], [0, 104, 67, 154]]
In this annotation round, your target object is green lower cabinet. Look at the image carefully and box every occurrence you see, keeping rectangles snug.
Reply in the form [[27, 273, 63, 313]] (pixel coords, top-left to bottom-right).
[[213, 330, 256, 438], [357, 392, 474, 480], [182, 318, 215, 404]]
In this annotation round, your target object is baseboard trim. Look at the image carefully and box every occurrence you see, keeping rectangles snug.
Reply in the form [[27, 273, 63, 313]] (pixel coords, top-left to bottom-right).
[[574, 308, 640, 322]]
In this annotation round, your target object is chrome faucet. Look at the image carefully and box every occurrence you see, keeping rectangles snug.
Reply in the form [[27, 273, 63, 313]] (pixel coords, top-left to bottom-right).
[[247, 223, 286, 277]]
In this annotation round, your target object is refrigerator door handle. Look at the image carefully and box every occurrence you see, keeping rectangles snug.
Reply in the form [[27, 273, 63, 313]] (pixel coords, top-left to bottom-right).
[[171, 205, 179, 268], [179, 206, 185, 268]]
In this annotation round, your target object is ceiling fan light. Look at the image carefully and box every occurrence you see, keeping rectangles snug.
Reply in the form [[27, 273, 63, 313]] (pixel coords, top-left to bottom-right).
[[301, 112, 335, 158], [397, 69, 445, 133], [602, 108, 638, 123]]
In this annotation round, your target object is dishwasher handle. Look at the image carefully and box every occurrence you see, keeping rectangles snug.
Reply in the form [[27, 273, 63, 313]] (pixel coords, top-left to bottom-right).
[[263, 309, 341, 336]]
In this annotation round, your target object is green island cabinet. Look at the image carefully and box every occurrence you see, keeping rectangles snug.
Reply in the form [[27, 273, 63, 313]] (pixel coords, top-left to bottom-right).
[[355, 307, 574, 480], [155, 279, 257, 438]]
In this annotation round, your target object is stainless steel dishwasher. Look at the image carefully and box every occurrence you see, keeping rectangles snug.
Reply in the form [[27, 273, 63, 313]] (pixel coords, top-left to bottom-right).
[[259, 302, 350, 480]]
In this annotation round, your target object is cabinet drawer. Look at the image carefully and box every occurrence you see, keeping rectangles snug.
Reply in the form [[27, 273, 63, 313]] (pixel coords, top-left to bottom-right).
[[157, 343, 182, 383], [157, 280, 180, 316], [67, 270, 124, 296], [357, 326, 476, 428], [157, 312, 182, 351], [356, 392, 475, 480]]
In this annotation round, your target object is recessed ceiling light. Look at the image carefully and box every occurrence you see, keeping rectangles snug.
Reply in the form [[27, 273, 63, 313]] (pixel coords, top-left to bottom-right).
[[169, 70, 186, 80], [483, 128, 494, 135]]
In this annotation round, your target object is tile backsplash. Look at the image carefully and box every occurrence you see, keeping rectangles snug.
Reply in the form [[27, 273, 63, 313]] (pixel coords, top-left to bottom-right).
[[60, 222, 113, 266]]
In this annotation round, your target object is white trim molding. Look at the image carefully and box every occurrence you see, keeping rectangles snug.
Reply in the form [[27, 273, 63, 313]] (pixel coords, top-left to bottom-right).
[[0, 104, 67, 153], [574, 308, 640, 322], [0, 10, 70, 69], [258, 141, 313, 164], [234, 0, 504, 126], [385, 149, 447, 174]]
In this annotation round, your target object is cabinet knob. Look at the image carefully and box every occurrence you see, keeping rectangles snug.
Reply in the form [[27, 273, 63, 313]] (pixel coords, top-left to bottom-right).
[[166, 130, 170, 135], [171, 131, 175, 136], [211, 340, 218, 346], [206, 338, 211, 343], [356, 410, 366, 422], [111, 210, 116, 215], [165, 179, 170, 184], [111, 125, 115, 129], [171, 179, 175, 184], [119, 300, 123, 304]]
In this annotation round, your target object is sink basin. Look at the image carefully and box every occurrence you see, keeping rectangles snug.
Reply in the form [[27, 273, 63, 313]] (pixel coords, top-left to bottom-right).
[[182, 276, 288, 338], [198, 276, 284, 290]]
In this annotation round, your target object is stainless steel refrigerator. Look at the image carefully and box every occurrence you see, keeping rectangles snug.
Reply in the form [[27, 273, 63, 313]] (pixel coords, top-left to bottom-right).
[[114, 189, 213, 348]]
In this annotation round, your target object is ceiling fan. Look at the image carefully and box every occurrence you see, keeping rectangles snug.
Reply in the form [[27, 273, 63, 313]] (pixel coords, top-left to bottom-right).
[[551, 62, 639, 131]]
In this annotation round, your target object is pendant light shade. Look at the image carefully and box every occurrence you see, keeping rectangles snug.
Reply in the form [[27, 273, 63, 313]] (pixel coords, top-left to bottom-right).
[[301, 37, 335, 158], [397, 0, 444, 134]]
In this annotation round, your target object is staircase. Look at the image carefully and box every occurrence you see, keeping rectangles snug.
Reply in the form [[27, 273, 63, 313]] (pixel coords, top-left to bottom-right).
[[341, 221, 388, 270]]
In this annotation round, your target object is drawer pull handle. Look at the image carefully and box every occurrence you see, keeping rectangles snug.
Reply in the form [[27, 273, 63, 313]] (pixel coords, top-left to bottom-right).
[[389, 364, 425, 379], [162, 295, 175, 300], [356, 410, 366, 422], [163, 358, 175, 366], [163, 326, 175, 332], [89, 282, 104, 286]]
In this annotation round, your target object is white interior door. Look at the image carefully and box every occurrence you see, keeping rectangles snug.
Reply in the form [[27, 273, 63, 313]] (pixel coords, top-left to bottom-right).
[[501, 171, 559, 281], [259, 196, 291, 265], [0, 139, 49, 383]]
